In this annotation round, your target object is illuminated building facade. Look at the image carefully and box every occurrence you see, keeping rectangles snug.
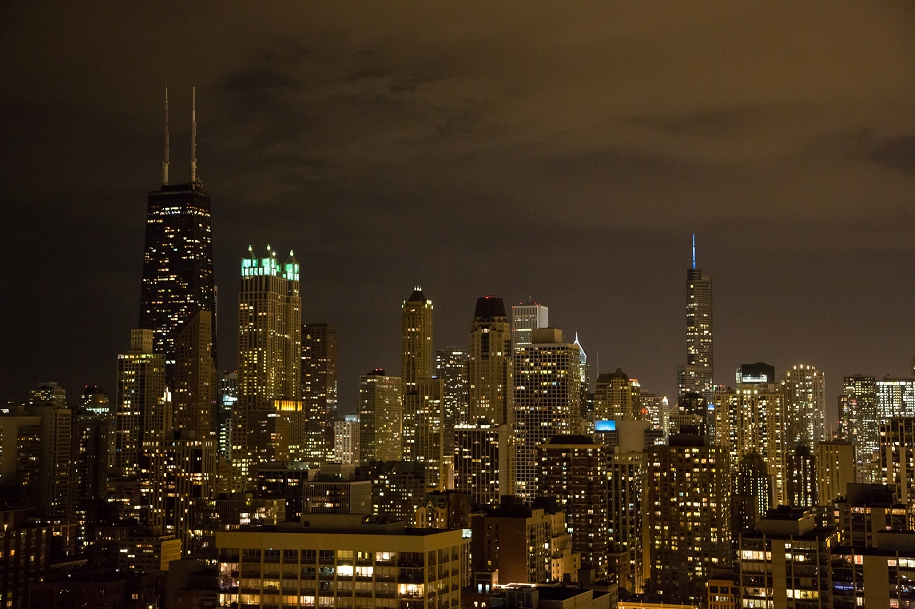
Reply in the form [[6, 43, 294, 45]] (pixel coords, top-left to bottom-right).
[[716, 382, 787, 505], [138, 185, 215, 379], [816, 440, 855, 506], [876, 376, 915, 420], [234, 246, 301, 489], [880, 417, 915, 508], [470, 498, 578, 584], [786, 443, 817, 508], [334, 414, 360, 465], [783, 364, 826, 448], [469, 296, 514, 426], [301, 323, 338, 466], [677, 236, 713, 398], [216, 521, 469, 609], [435, 347, 469, 427], [594, 368, 642, 421], [645, 432, 730, 603], [737, 508, 835, 609], [358, 370, 402, 463], [537, 435, 608, 579], [513, 328, 582, 502], [453, 423, 516, 507], [113, 329, 168, 479], [511, 301, 548, 348], [402, 288, 433, 392], [840, 374, 879, 483]]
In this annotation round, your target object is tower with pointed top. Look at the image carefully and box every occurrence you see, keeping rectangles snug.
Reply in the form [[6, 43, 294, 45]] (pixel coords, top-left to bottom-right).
[[677, 235, 713, 398], [139, 88, 215, 383]]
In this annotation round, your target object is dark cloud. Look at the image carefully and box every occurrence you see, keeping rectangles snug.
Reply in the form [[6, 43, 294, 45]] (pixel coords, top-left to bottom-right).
[[868, 135, 915, 175]]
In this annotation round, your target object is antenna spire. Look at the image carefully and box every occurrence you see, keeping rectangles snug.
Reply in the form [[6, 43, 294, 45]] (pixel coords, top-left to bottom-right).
[[190, 87, 198, 185], [162, 87, 169, 185], [692, 234, 697, 270]]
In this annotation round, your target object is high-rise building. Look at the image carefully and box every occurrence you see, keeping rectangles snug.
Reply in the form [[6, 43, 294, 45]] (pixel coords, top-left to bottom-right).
[[172, 309, 217, 439], [113, 330, 169, 479], [816, 440, 855, 506], [402, 289, 435, 464], [880, 417, 915, 508], [333, 414, 360, 465], [511, 301, 548, 348], [716, 382, 787, 505], [840, 374, 879, 483], [786, 444, 817, 508], [737, 508, 836, 609], [736, 362, 776, 385], [301, 323, 338, 466], [604, 420, 650, 594], [470, 497, 578, 584], [731, 452, 772, 536], [876, 376, 915, 420], [513, 328, 582, 502], [468, 296, 514, 426], [453, 423, 516, 507], [138, 89, 215, 380], [677, 236, 713, 398], [435, 347, 469, 427], [645, 431, 730, 603], [401, 288, 433, 392], [80, 385, 110, 418], [358, 370, 402, 463], [537, 435, 609, 579], [640, 393, 669, 437], [234, 246, 301, 488], [594, 368, 642, 422], [217, 372, 237, 460], [31, 382, 67, 408], [783, 365, 826, 448]]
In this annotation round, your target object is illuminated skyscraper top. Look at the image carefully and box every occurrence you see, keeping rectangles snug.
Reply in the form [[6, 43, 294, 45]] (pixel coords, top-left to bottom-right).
[[138, 88, 215, 379], [678, 235, 713, 397]]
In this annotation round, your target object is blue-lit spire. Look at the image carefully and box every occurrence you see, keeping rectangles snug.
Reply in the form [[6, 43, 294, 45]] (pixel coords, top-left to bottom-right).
[[692, 234, 697, 270]]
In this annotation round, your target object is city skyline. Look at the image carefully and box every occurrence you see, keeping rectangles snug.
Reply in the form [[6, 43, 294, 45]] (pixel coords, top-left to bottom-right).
[[2, 3, 915, 417]]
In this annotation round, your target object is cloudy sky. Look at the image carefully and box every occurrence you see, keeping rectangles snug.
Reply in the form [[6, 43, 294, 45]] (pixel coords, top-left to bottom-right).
[[2, 2, 914, 421]]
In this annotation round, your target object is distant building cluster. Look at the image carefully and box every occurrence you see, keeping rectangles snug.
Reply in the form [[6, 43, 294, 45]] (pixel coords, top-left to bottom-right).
[[6, 105, 915, 609]]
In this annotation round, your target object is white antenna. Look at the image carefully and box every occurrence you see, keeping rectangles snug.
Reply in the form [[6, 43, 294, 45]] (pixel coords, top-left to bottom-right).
[[162, 86, 169, 185], [190, 86, 198, 185]]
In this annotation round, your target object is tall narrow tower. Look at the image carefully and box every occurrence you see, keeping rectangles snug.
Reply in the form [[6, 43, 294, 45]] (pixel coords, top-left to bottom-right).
[[234, 245, 302, 489], [468, 296, 514, 426], [677, 235, 713, 397], [139, 88, 216, 382], [401, 288, 433, 391]]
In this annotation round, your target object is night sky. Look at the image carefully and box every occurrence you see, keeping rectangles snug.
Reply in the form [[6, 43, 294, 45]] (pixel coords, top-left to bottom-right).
[[2, 3, 914, 423]]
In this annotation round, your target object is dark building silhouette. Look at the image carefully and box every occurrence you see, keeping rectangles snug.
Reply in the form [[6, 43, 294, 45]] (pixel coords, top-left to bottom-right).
[[138, 89, 216, 381]]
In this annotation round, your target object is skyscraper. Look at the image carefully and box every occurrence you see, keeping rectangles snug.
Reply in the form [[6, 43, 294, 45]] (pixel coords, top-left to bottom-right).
[[112, 329, 168, 479], [301, 323, 338, 466], [513, 328, 582, 502], [511, 301, 548, 348], [594, 368, 642, 422], [138, 88, 215, 380], [645, 432, 730, 603], [840, 374, 878, 483], [402, 288, 433, 391], [537, 435, 609, 579], [677, 235, 713, 397], [358, 370, 402, 463], [782, 364, 826, 448], [234, 245, 301, 488], [468, 296, 514, 426]]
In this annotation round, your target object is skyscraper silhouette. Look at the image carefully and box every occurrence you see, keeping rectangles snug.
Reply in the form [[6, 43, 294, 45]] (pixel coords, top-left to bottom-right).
[[138, 88, 215, 381], [677, 235, 713, 397]]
